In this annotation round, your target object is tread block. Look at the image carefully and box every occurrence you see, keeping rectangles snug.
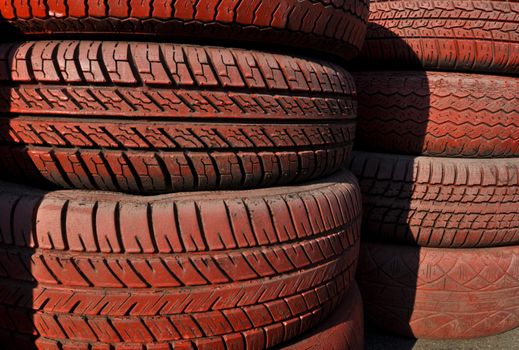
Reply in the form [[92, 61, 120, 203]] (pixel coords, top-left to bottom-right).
[[0, 41, 357, 194], [353, 71, 519, 157], [349, 152, 519, 248], [359, 0, 519, 74]]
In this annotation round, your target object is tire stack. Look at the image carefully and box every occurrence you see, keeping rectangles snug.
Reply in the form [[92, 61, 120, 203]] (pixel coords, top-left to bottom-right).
[[350, 0, 519, 340], [0, 2, 369, 350]]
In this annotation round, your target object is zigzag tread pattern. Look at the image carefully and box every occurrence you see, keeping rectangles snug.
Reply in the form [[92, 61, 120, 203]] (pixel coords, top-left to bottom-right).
[[0, 251, 357, 317], [0, 225, 360, 289], [1, 87, 355, 120], [0, 258, 356, 347], [0, 0, 369, 60], [0, 171, 361, 347], [353, 71, 519, 157], [4, 295, 344, 349], [349, 152, 519, 248], [360, 0, 519, 73], [2, 119, 356, 150], [357, 243, 519, 339]]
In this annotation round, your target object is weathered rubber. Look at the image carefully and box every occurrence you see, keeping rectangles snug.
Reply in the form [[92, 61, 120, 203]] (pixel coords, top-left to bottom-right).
[[281, 283, 364, 350], [7, 272, 352, 348], [0, 0, 369, 61], [0, 40, 357, 194], [0, 169, 362, 349], [353, 71, 519, 157], [358, 243, 519, 339], [349, 152, 519, 248], [359, 0, 519, 74]]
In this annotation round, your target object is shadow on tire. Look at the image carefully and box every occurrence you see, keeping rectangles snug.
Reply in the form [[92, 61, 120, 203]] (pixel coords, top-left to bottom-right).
[[0, 37, 60, 191], [351, 23, 430, 350], [0, 16, 429, 350], [0, 20, 44, 350]]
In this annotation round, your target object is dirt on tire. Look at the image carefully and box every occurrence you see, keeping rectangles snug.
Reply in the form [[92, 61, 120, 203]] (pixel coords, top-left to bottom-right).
[[0, 169, 362, 349]]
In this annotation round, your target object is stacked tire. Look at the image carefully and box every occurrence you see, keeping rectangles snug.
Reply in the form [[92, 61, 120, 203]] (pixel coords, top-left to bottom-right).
[[0, 1, 369, 349], [351, 0, 519, 340]]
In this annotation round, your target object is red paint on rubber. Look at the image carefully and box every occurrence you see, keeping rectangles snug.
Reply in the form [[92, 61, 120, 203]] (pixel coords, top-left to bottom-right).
[[353, 71, 519, 158], [0, 40, 357, 194], [0, 169, 362, 348], [0, 0, 369, 61], [281, 283, 364, 350], [358, 242, 519, 339], [350, 152, 519, 248], [359, 0, 519, 74]]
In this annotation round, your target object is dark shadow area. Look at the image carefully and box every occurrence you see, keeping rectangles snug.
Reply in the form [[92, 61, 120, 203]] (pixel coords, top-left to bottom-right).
[[350, 23, 431, 349], [0, 19, 40, 350], [0, 20, 23, 43], [0, 34, 61, 191], [365, 329, 419, 350], [0, 180, 43, 348], [351, 21, 424, 71], [0, 11, 354, 69]]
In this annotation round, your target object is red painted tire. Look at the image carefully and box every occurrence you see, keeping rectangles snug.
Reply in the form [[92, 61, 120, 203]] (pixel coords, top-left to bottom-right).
[[353, 71, 519, 157], [0, 169, 362, 349], [357, 242, 519, 339], [0, 41, 356, 194], [0, 0, 369, 61], [281, 283, 364, 350], [359, 0, 519, 74], [349, 152, 519, 248]]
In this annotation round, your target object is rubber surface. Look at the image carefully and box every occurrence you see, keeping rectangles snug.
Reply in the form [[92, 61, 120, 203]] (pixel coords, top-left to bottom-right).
[[353, 71, 519, 157], [0, 40, 357, 194], [349, 152, 519, 248], [358, 243, 519, 339], [0, 169, 362, 349], [0, 0, 369, 61], [359, 0, 519, 74], [281, 283, 364, 350]]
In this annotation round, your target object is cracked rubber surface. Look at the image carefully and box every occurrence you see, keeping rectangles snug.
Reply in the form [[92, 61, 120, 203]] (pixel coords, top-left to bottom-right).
[[359, 0, 519, 74], [358, 243, 519, 339], [0, 169, 362, 349], [353, 71, 519, 157], [0, 40, 357, 194], [281, 283, 364, 350], [349, 152, 519, 248], [0, 0, 369, 61]]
